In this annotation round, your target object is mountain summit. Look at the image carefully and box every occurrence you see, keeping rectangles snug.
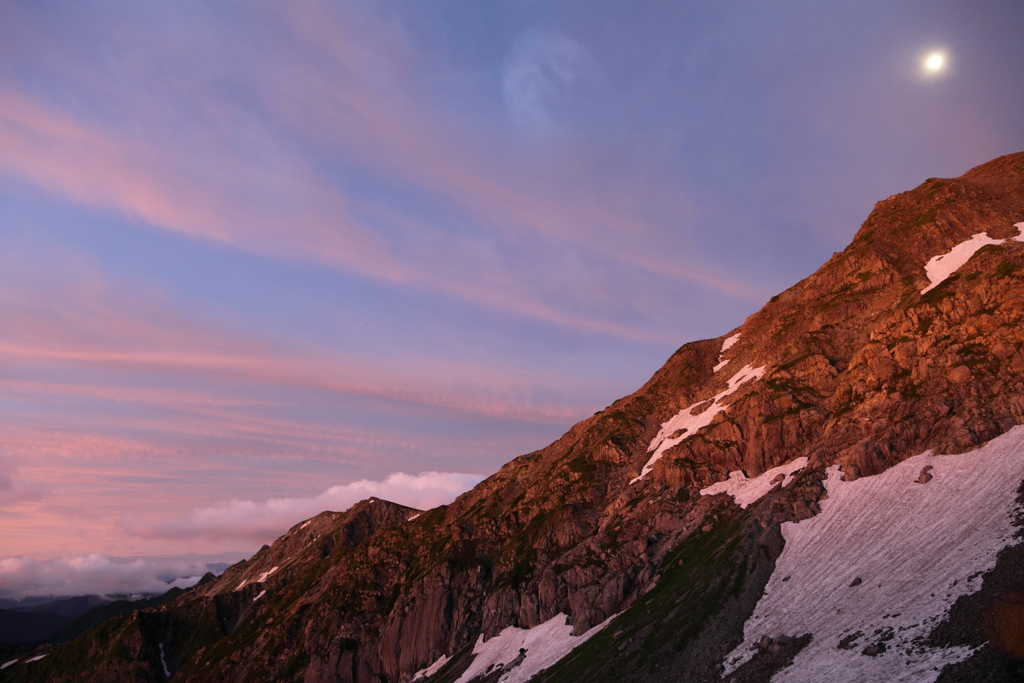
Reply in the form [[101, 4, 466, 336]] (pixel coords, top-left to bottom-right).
[[7, 151, 1024, 683]]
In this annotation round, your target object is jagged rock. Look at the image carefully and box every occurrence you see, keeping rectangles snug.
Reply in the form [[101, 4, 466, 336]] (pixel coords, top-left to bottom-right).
[[839, 464, 861, 482], [861, 643, 885, 656]]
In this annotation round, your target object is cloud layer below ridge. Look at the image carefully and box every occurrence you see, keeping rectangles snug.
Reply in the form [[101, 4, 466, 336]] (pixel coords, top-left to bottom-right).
[[121, 472, 485, 544]]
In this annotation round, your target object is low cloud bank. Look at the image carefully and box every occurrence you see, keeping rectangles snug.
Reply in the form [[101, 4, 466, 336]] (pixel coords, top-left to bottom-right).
[[122, 471, 485, 544], [0, 554, 222, 599]]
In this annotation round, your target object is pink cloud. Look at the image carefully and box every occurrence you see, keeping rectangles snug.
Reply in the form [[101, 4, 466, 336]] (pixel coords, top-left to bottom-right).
[[0, 0, 764, 351], [0, 89, 401, 278], [0, 457, 43, 509], [0, 341, 591, 426], [0, 251, 599, 424], [0, 400, 529, 475], [120, 471, 484, 544], [267, 1, 767, 301]]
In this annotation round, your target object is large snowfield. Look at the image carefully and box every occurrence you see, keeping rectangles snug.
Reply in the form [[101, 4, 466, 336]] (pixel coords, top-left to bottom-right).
[[723, 426, 1024, 682]]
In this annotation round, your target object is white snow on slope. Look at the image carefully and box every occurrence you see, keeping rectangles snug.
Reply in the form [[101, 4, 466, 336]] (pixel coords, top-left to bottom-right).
[[922, 233, 1004, 293], [159, 643, 171, 678], [921, 222, 1024, 294], [632, 364, 765, 484], [256, 566, 278, 583], [713, 333, 741, 373], [454, 613, 613, 683], [0, 660, 16, 670], [254, 589, 266, 601], [233, 565, 279, 592], [412, 654, 449, 680], [25, 655, 46, 663], [700, 457, 808, 509], [723, 426, 1024, 682]]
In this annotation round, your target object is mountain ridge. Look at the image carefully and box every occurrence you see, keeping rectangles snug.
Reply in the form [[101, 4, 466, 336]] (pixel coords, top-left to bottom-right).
[[5, 150, 1024, 682]]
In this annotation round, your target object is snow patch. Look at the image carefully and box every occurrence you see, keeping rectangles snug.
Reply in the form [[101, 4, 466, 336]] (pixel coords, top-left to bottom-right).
[[921, 223, 1024, 294], [233, 565, 278, 591], [713, 333, 741, 373], [632, 365, 765, 484], [299, 520, 312, 529], [25, 655, 46, 663], [723, 426, 1024, 682], [700, 457, 808, 508], [159, 643, 171, 678], [454, 613, 614, 683], [256, 566, 278, 583], [254, 589, 266, 601], [0, 660, 16, 670], [408, 513, 421, 521], [412, 654, 450, 680]]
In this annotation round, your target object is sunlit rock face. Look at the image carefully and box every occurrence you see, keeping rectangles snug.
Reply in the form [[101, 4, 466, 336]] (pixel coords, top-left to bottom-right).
[[10, 153, 1024, 683]]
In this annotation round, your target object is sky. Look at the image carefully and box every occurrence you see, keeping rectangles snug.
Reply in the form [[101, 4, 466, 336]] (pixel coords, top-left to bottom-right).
[[1, 0, 1023, 598]]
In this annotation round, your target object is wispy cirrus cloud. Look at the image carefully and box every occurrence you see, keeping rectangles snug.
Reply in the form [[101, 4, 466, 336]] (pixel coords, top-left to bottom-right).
[[0, 341, 592, 425], [0, 87, 751, 342], [503, 29, 589, 130], [120, 471, 483, 544], [0, 458, 43, 510], [0, 250, 600, 425], [0, 0, 764, 350], [0, 88, 400, 281], [0, 242, 575, 558]]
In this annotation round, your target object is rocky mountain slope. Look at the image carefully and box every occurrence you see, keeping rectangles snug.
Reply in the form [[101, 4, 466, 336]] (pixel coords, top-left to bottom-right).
[[5, 151, 1024, 682]]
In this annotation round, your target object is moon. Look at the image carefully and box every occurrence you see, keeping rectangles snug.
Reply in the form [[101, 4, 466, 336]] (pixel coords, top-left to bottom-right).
[[923, 52, 946, 73]]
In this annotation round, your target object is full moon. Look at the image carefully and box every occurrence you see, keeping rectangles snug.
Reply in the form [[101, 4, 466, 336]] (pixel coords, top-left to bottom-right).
[[924, 52, 946, 72]]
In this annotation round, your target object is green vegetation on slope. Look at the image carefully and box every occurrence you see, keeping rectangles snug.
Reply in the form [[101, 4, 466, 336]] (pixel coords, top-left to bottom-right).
[[534, 506, 765, 683]]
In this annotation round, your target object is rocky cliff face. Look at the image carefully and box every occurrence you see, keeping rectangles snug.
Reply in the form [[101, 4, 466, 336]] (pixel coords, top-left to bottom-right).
[[7, 151, 1024, 683]]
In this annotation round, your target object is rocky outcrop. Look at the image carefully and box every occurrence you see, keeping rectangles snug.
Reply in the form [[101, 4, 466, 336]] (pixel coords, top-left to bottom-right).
[[9, 151, 1024, 683]]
